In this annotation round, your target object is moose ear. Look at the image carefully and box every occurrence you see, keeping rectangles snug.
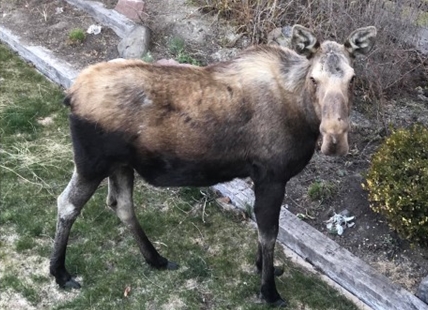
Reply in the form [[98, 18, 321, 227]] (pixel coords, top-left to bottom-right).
[[291, 25, 320, 58], [344, 26, 377, 57]]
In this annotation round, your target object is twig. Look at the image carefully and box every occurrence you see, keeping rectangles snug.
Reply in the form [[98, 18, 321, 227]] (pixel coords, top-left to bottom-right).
[[191, 222, 204, 241], [142, 272, 163, 289], [153, 241, 168, 247], [384, 63, 424, 90], [201, 197, 207, 223], [0, 164, 43, 188]]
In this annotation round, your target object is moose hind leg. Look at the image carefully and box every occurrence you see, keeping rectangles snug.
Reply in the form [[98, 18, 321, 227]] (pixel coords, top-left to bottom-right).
[[254, 181, 287, 307], [108, 166, 178, 270], [50, 169, 102, 288], [256, 242, 284, 277]]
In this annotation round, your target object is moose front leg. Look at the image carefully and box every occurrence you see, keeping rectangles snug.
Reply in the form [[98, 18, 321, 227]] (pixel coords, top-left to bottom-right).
[[253, 181, 286, 307]]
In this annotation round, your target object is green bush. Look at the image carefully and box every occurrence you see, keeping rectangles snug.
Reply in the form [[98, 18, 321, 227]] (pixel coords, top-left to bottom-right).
[[364, 124, 428, 245]]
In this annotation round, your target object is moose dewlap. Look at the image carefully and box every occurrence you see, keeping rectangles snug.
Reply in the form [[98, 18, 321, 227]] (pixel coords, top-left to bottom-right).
[[51, 25, 376, 307]]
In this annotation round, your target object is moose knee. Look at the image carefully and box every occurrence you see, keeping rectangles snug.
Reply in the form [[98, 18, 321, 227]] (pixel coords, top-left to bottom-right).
[[115, 203, 136, 224], [57, 194, 79, 221]]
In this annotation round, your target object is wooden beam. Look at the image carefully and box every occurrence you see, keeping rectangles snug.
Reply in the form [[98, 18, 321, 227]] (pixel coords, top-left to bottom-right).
[[0, 26, 77, 88]]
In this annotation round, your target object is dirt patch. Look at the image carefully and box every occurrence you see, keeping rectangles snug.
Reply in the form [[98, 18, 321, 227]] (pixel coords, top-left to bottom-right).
[[1, 0, 428, 297], [139, 0, 242, 64], [0, 0, 120, 70], [285, 99, 428, 292]]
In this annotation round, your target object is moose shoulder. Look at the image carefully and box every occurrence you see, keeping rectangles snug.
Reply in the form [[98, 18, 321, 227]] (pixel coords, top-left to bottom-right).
[[51, 25, 376, 307]]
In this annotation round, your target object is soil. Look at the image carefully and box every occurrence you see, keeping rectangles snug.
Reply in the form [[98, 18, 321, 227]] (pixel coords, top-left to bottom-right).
[[1, 0, 428, 297], [0, 0, 120, 70]]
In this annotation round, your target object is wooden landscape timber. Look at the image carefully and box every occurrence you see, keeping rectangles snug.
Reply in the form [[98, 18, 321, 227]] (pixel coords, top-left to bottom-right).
[[64, 0, 136, 38], [0, 25, 77, 88]]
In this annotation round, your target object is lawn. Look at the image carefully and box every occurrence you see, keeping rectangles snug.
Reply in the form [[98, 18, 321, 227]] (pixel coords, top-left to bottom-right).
[[0, 43, 358, 310]]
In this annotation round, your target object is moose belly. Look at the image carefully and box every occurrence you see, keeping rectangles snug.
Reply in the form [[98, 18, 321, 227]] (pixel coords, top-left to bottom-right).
[[132, 155, 251, 187]]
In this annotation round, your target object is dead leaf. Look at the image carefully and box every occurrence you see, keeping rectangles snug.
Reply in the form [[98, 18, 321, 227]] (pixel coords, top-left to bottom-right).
[[216, 196, 231, 204], [124, 285, 131, 298]]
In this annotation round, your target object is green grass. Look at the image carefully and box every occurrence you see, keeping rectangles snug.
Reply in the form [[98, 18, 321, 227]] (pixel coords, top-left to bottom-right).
[[68, 28, 86, 44], [308, 180, 337, 202], [0, 43, 358, 309], [168, 37, 201, 65]]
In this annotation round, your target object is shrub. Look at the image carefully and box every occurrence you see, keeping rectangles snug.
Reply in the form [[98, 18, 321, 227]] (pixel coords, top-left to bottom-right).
[[364, 124, 428, 245], [196, 0, 427, 100]]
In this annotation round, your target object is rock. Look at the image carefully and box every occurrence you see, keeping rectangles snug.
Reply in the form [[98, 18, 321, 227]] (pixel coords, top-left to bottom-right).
[[171, 19, 210, 45], [416, 275, 428, 304], [117, 25, 150, 59], [350, 110, 371, 129], [210, 48, 238, 62], [155, 59, 195, 68], [339, 209, 351, 217], [267, 26, 292, 47], [418, 94, 428, 102], [115, 0, 145, 22], [155, 59, 180, 66], [50, 21, 69, 31]]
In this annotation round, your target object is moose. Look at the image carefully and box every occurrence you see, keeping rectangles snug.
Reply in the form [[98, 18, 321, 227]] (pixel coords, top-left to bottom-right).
[[50, 25, 376, 307]]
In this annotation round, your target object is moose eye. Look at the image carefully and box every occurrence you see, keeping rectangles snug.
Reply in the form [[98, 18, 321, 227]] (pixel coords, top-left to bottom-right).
[[310, 77, 317, 86]]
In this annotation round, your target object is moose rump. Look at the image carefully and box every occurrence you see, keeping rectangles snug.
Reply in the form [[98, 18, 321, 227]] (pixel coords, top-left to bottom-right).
[[50, 24, 376, 307]]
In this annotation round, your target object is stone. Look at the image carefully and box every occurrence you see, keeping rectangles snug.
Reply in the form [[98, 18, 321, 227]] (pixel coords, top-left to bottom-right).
[[155, 59, 195, 68], [114, 0, 145, 22], [210, 48, 238, 62], [171, 19, 209, 45], [339, 209, 351, 217], [267, 25, 292, 47], [117, 25, 150, 59], [416, 275, 428, 304], [350, 110, 371, 129]]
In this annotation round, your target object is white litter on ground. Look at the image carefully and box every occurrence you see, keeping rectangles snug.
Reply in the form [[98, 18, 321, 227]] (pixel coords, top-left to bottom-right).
[[87, 24, 102, 35], [325, 213, 355, 235]]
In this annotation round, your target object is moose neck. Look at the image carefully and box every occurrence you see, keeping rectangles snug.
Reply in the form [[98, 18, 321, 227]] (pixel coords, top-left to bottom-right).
[[280, 55, 321, 137]]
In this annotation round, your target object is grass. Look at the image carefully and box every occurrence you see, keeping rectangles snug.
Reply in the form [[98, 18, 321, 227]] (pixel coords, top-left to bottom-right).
[[308, 180, 337, 202], [0, 43, 358, 309], [168, 37, 201, 65], [68, 28, 86, 44]]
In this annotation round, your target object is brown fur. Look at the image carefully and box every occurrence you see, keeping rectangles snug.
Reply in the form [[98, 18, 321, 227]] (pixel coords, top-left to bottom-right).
[[67, 46, 314, 161]]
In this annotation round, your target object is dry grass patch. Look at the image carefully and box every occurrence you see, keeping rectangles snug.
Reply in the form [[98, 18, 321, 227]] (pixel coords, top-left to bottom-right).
[[197, 0, 427, 105]]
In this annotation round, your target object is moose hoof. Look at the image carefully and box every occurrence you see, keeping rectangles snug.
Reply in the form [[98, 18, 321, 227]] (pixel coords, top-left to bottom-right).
[[268, 298, 287, 308], [61, 278, 81, 289], [260, 294, 288, 308], [150, 257, 179, 270], [256, 266, 284, 277], [166, 260, 179, 270], [274, 266, 284, 277]]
